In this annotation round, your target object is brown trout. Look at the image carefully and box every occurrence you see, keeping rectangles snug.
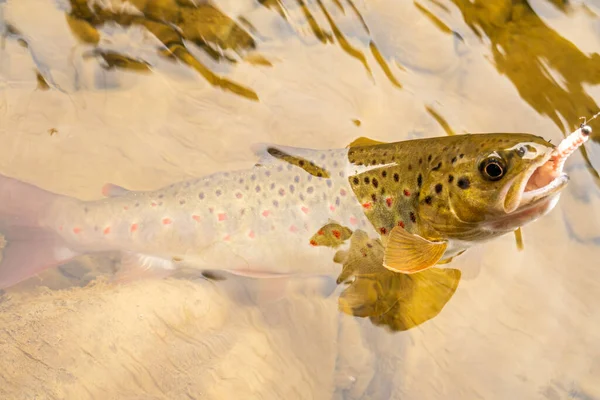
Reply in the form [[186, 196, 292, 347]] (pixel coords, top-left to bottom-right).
[[0, 128, 589, 289]]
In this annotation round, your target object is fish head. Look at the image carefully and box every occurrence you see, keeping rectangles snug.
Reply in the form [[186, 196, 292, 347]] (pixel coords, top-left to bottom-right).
[[417, 133, 566, 241]]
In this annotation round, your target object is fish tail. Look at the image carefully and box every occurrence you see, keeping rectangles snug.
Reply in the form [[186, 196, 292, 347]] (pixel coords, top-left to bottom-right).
[[0, 173, 78, 289]]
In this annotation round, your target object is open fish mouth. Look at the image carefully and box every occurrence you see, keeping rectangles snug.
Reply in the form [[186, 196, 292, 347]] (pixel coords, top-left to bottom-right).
[[518, 153, 569, 208]]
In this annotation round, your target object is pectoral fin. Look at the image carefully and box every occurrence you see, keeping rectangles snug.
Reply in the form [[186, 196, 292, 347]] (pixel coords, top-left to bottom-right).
[[383, 227, 447, 274]]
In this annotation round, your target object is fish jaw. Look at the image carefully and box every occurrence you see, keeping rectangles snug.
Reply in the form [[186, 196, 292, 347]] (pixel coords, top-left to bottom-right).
[[487, 151, 569, 232]]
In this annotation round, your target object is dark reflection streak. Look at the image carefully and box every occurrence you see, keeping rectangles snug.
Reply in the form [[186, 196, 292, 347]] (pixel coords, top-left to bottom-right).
[[332, 0, 345, 13], [258, 0, 287, 20], [425, 106, 456, 136], [65, 0, 259, 100], [295, 0, 333, 43], [369, 42, 403, 89], [427, 0, 451, 13], [315, 0, 373, 76], [414, 2, 453, 35], [346, 0, 370, 33]]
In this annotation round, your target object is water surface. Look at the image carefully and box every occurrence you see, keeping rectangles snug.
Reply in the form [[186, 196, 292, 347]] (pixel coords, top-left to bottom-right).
[[1, 0, 600, 399]]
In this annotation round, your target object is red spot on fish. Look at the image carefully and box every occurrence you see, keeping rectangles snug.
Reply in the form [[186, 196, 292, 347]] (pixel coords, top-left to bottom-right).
[[310, 239, 318, 246], [209, 208, 214, 213], [318, 229, 324, 235], [301, 206, 309, 214], [340, 189, 347, 196], [130, 223, 138, 232], [332, 230, 341, 239], [362, 202, 372, 209], [123, 206, 129, 211], [218, 213, 227, 221], [330, 205, 336, 212], [59, 226, 63, 231], [289, 225, 298, 233], [236, 193, 243, 199], [248, 230, 255, 239], [223, 235, 231, 241], [398, 221, 405, 228], [386, 197, 393, 207], [403, 189, 411, 197], [151, 202, 157, 207], [380, 227, 387, 234], [192, 215, 201, 222], [162, 218, 172, 225], [73, 227, 82, 234], [262, 210, 270, 217], [349, 216, 358, 225], [103, 227, 111, 235]]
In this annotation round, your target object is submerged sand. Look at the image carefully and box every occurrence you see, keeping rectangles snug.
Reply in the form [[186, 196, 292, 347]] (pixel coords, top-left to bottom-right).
[[1, 0, 600, 399]]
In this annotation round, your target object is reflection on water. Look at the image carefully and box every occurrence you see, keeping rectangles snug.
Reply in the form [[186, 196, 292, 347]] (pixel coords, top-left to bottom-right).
[[1, 0, 600, 398]]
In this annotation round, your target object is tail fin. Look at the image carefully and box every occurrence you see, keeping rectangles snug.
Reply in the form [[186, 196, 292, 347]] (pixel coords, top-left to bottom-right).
[[0, 173, 78, 289]]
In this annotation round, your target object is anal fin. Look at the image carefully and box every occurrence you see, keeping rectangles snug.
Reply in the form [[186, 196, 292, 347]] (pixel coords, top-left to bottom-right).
[[113, 253, 175, 284], [383, 227, 447, 274]]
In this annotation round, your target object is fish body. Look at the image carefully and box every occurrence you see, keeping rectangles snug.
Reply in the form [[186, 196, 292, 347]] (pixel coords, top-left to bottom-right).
[[0, 131, 578, 289]]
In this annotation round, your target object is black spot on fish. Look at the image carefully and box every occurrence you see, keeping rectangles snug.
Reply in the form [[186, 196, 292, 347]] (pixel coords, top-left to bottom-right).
[[289, 184, 295, 193], [435, 183, 443, 193], [364, 177, 370, 184], [317, 172, 323, 177], [239, 178, 244, 184], [372, 178, 379, 188], [424, 196, 432, 205], [326, 180, 333, 188], [451, 156, 457, 164], [265, 171, 271, 177], [300, 194, 305, 201], [371, 193, 377, 201], [199, 192, 205, 199], [270, 183, 275, 190], [179, 199, 186, 205], [428, 155, 432, 162], [307, 186, 314, 194], [410, 212, 416, 223], [299, 160, 305, 167], [459, 154, 464, 159], [408, 164, 412, 171], [135, 202, 140, 207], [393, 173, 399, 182], [336, 197, 341, 206], [457, 177, 470, 189], [432, 162, 442, 171], [419, 158, 423, 164], [417, 174, 423, 187], [448, 175, 454, 183], [251, 174, 256, 180], [158, 194, 164, 199], [353, 177, 359, 185], [382, 171, 387, 178], [273, 200, 279, 207], [255, 186, 261, 192]]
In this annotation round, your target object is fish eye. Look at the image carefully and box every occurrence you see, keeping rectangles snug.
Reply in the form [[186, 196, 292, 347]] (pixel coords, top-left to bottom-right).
[[479, 157, 506, 181]]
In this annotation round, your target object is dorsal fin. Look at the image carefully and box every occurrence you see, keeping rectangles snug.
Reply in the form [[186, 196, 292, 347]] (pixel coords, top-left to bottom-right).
[[346, 136, 387, 148], [251, 143, 331, 178], [101, 183, 131, 197]]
